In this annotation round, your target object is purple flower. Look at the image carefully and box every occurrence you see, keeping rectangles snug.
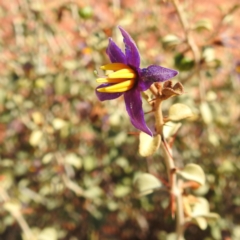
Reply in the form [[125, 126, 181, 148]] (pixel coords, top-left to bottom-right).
[[96, 26, 178, 136]]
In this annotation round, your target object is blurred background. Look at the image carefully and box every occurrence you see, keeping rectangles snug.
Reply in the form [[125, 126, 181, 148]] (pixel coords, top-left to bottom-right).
[[0, 0, 240, 239]]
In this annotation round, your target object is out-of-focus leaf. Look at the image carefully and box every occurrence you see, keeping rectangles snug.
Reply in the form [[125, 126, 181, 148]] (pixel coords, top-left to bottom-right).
[[134, 173, 162, 196], [29, 130, 44, 146], [202, 47, 215, 62], [42, 153, 54, 164], [218, 160, 235, 173], [192, 216, 208, 230], [107, 201, 118, 211], [79, 6, 93, 19], [191, 197, 209, 216], [200, 102, 213, 124], [65, 153, 82, 169], [168, 103, 193, 121], [139, 132, 161, 157], [166, 233, 186, 240], [38, 227, 58, 240], [113, 185, 131, 197], [52, 118, 67, 130], [82, 156, 97, 172], [191, 197, 219, 219], [54, 75, 69, 95], [174, 53, 195, 71], [62, 60, 78, 70], [162, 34, 181, 49], [84, 186, 103, 199], [177, 163, 205, 185], [193, 19, 213, 31], [31, 111, 44, 125], [0, 171, 14, 189], [4, 200, 21, 213], [35, 78, 47, 89], [204, 213, 220, 220], [30, 2, 44, 12], [0, 88, 6, 103]]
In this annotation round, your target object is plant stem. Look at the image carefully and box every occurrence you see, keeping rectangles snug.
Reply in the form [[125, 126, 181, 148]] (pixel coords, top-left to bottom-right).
[[176, 180, 185, 240], [155, 97, 185, 240], [0, 187, 36, 240], [171, 0, 200, 63]]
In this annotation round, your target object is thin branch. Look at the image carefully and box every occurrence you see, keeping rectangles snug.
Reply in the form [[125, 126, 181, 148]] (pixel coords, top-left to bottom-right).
[[0, 187, 36, 240], [55, 153, 84, 196]]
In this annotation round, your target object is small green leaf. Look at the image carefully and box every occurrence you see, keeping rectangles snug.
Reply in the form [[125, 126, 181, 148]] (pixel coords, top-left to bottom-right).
[[79, 6, 93, 19], [193, 19, 213, 31], [168, 103, 193, 121], [174, 53, 195, 71], [177, 163, 205, 185], [134, 173, 162, 196], [113, 185, 131, 198], [139, 132, 161, 157], [83, 156, 96, 171], [162, 34, 181, 49]]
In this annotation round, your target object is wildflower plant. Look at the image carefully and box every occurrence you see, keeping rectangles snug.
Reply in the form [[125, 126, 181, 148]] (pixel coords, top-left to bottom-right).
[[96, 27, 219, 239], [96, 26, 178, 136]]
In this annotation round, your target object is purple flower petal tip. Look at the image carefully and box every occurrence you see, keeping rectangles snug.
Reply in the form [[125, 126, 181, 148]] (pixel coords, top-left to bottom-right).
[[139, 65, 178, 91], [106, 38, 126, 64], [141, 65, 178, 82], [118, 26, 140, 68]]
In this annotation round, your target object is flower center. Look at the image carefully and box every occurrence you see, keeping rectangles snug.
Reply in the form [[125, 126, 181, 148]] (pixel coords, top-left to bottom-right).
[[96, 63, 137, 93]]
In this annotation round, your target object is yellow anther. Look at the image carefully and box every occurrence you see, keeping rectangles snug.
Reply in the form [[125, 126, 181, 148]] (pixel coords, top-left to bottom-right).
[[100, 63, 130, 71], [96, 78, 125, 83], [107, 68, 136, 79], [97, 79, 135, 93]]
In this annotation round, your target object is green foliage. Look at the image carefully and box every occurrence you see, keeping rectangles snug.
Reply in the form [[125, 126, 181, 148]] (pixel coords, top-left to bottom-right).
[[174, 53, 195, 71]]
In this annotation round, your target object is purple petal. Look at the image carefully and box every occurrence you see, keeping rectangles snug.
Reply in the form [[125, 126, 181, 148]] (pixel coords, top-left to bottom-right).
[[118, 26, 140, 68], [139, 65, 178, 91], [124, 88, 152, 136], [96, 84, 123, 101], [106, 38, 127, 64]]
